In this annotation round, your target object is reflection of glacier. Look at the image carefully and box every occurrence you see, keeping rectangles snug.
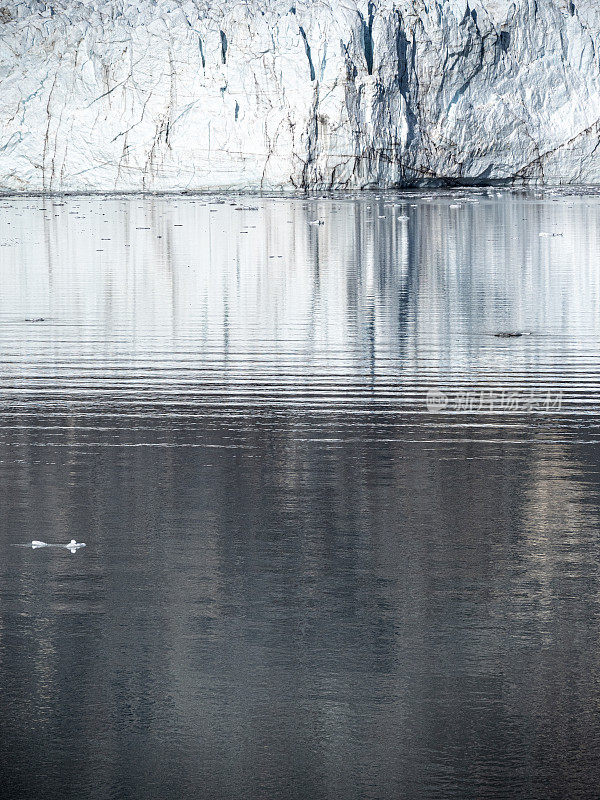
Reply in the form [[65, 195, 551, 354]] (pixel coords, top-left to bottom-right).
[[3, 194, 600, 799], [0, 192, 599, 412]]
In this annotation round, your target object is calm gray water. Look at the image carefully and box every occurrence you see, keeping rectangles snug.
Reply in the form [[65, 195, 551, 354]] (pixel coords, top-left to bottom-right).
[[1, 191, 600, 799]]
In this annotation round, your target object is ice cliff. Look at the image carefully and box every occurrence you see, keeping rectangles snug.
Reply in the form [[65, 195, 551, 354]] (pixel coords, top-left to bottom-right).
[[1, 0, 600, 191]]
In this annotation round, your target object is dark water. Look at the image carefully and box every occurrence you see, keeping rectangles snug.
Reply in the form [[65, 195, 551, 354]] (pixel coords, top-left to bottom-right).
[[1, 191, 600, 799]]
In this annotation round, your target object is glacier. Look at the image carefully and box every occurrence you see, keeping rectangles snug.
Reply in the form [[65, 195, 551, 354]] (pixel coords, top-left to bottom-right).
[[0, 0, 600, 191]]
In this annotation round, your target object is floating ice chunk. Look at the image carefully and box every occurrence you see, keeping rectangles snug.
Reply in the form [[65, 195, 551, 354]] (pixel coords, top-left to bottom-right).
[[29, 539, 85, 551], [66, 539, 86, 553]]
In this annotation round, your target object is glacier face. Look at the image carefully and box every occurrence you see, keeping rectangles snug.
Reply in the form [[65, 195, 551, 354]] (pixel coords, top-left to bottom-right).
[[0, 0, 600, 191]]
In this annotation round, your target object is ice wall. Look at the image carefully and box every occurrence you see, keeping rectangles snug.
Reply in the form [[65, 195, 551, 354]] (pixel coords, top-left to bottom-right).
[[0, 1, 599, 190]]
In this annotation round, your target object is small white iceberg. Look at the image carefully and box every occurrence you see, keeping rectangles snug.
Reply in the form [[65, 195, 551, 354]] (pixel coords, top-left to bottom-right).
[[30, 539, 86, 553], [65, 539, 86, 553]]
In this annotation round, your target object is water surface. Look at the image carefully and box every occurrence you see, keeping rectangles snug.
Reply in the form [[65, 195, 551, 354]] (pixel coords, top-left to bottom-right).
[[1, 191, 600, 799]]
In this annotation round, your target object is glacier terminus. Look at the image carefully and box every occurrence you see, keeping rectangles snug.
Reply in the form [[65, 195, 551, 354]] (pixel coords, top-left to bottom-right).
[[0, 0, 599, 191]]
